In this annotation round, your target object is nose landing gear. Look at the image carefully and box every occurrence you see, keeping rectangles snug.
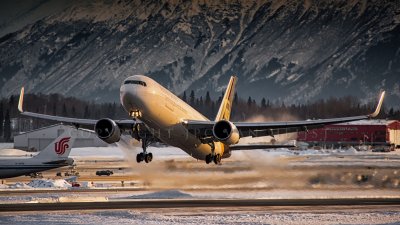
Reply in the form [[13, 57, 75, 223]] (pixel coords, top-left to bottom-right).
[[136, 152, 153, 163]]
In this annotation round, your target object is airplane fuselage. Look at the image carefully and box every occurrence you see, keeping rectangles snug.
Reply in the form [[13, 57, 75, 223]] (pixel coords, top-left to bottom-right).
[[120, 75, 226, 160], [0, 156, 73, 179]]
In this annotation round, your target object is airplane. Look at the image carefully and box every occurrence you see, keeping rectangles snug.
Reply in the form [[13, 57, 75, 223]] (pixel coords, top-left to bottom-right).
[[17, 75, 385, 165], [0, 130, 76, 179]]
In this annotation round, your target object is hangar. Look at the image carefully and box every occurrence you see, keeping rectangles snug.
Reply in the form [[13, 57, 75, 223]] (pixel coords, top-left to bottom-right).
[[13, 124, 108, 151], [297, 120, 400, 148]]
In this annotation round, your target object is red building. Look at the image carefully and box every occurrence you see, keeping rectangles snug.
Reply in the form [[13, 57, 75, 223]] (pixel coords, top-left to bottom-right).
[[297, 120, 400, 147]]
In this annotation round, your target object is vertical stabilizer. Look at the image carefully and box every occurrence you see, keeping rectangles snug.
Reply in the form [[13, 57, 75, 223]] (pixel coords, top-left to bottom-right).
[[215, 76, 237, 121], [35, 129, 77, 160], [18, 87, 24, 112]]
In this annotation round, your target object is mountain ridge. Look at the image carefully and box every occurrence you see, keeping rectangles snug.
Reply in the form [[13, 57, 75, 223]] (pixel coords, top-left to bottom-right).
[[0, 0, 399, 107]]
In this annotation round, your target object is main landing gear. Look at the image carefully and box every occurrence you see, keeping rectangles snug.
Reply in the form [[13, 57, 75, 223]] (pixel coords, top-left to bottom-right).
[[205, 153, 221, 165], [136, 138, 153, 163], [205, 142, 221, 165], [136, 152, 153, 163]]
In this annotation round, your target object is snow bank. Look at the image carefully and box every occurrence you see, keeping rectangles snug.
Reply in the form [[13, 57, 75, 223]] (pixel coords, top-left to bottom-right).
[[27, 179, 71, 188], [128, 190, 193, 199], [9, 182, 32, 189]]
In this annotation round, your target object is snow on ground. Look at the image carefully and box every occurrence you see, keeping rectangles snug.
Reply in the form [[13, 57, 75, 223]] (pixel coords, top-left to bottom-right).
[[0, 191, 108, 204], [117, 189, 400, 201], [27, 179, 72, 188], [70, 146, 188, 159], [0, 209, 399, 225], [228, 147, 360, 161], [1, 179, 72, 190], [70, 145, 362, 161], [1, 189, 399, 204], [0, 149, 37, 157], [0, 188, 399, 207], [8, 182, 32, 189], [126, 190, 193, 199], [70, 147, 125, 159], [0, 143, 13, 149]]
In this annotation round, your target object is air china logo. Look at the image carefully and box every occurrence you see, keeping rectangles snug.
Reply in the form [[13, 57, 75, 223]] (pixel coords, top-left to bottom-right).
[[54, 137, 71, 155]]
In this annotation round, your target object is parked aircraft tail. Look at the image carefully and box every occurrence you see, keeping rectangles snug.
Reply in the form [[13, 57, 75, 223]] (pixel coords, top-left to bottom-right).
[[215, 76, 237, 121], [34, 129, 77, 160]]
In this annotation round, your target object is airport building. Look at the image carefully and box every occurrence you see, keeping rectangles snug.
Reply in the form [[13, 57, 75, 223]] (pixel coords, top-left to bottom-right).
[[13, 124, 108, 151], [297, 120, 400, 148]]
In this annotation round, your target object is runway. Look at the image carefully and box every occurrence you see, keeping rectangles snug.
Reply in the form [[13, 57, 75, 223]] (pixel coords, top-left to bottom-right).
[[1, 151, 400, 224], [1, 198, 400, 212]]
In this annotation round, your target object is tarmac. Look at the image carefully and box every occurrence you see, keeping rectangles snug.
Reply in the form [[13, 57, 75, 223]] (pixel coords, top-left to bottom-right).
[[1, 198, 400, 212]]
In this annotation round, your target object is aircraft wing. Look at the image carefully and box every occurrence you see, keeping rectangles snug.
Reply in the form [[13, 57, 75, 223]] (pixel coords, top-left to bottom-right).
[[18, 87, 140, 129], [19, 111, 98, 125], [184, 91, 385, 138]]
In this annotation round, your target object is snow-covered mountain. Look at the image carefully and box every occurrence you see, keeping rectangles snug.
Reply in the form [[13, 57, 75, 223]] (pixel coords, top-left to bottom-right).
[[0, 0, 399, 106]]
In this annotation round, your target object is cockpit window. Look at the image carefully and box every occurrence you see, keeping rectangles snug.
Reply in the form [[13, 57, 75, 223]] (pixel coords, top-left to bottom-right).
[[124, 80, 147, 86]]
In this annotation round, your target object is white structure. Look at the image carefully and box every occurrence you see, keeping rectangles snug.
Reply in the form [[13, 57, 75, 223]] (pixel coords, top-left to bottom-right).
[[14, 124, 108, 151]]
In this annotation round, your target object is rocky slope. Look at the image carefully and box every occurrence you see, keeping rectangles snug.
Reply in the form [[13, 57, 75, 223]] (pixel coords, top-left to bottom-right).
[[0, 0, 399, 106]]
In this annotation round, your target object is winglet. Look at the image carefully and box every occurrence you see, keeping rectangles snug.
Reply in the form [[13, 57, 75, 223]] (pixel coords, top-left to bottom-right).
[[369, 91, 385, 118], [18, 87, 24, 112]]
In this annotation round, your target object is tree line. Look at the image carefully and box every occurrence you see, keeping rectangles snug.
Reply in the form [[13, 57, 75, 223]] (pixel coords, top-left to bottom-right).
[[182, 90, 400, 122], [0, 91, 399, 142]]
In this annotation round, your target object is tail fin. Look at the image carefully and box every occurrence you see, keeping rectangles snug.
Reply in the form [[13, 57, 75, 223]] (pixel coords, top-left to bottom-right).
[[34, 129, 77, 160], [215, 76, 237, 121], [18, 87, 24, 112]]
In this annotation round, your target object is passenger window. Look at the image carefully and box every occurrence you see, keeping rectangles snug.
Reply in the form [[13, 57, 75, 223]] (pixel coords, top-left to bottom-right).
[[124, 80, 147, 86]]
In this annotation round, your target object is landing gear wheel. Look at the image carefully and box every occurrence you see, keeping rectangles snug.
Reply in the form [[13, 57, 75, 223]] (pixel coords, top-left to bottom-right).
[[213, 154, 221, 165], [136, 154, 141, 163], [136, 153, 144, 163], [136, 137, 155, 164], [205, 154, 212, 164], [145, 153, 153, 163]]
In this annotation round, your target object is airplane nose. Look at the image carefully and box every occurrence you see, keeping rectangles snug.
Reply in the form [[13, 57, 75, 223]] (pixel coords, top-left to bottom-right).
[[120, 84, 139, 113]]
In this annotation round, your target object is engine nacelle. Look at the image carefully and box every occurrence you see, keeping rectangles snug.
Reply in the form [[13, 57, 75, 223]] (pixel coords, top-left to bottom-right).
[[212, 120, 240, 145], [94, 118, 121, 144]]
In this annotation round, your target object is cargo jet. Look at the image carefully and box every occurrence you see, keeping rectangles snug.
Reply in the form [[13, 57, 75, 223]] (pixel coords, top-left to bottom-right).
[[18, 75, 385, 164], [0, 130, 76, 179]]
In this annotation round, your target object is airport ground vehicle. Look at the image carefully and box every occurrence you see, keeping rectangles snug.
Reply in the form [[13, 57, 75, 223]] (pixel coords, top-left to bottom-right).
[[96, 170, 113, 176]]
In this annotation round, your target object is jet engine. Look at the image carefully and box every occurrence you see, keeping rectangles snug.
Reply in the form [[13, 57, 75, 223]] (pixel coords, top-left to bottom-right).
[[212, 120, 240, 145], [94, 118, 121, 144]]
